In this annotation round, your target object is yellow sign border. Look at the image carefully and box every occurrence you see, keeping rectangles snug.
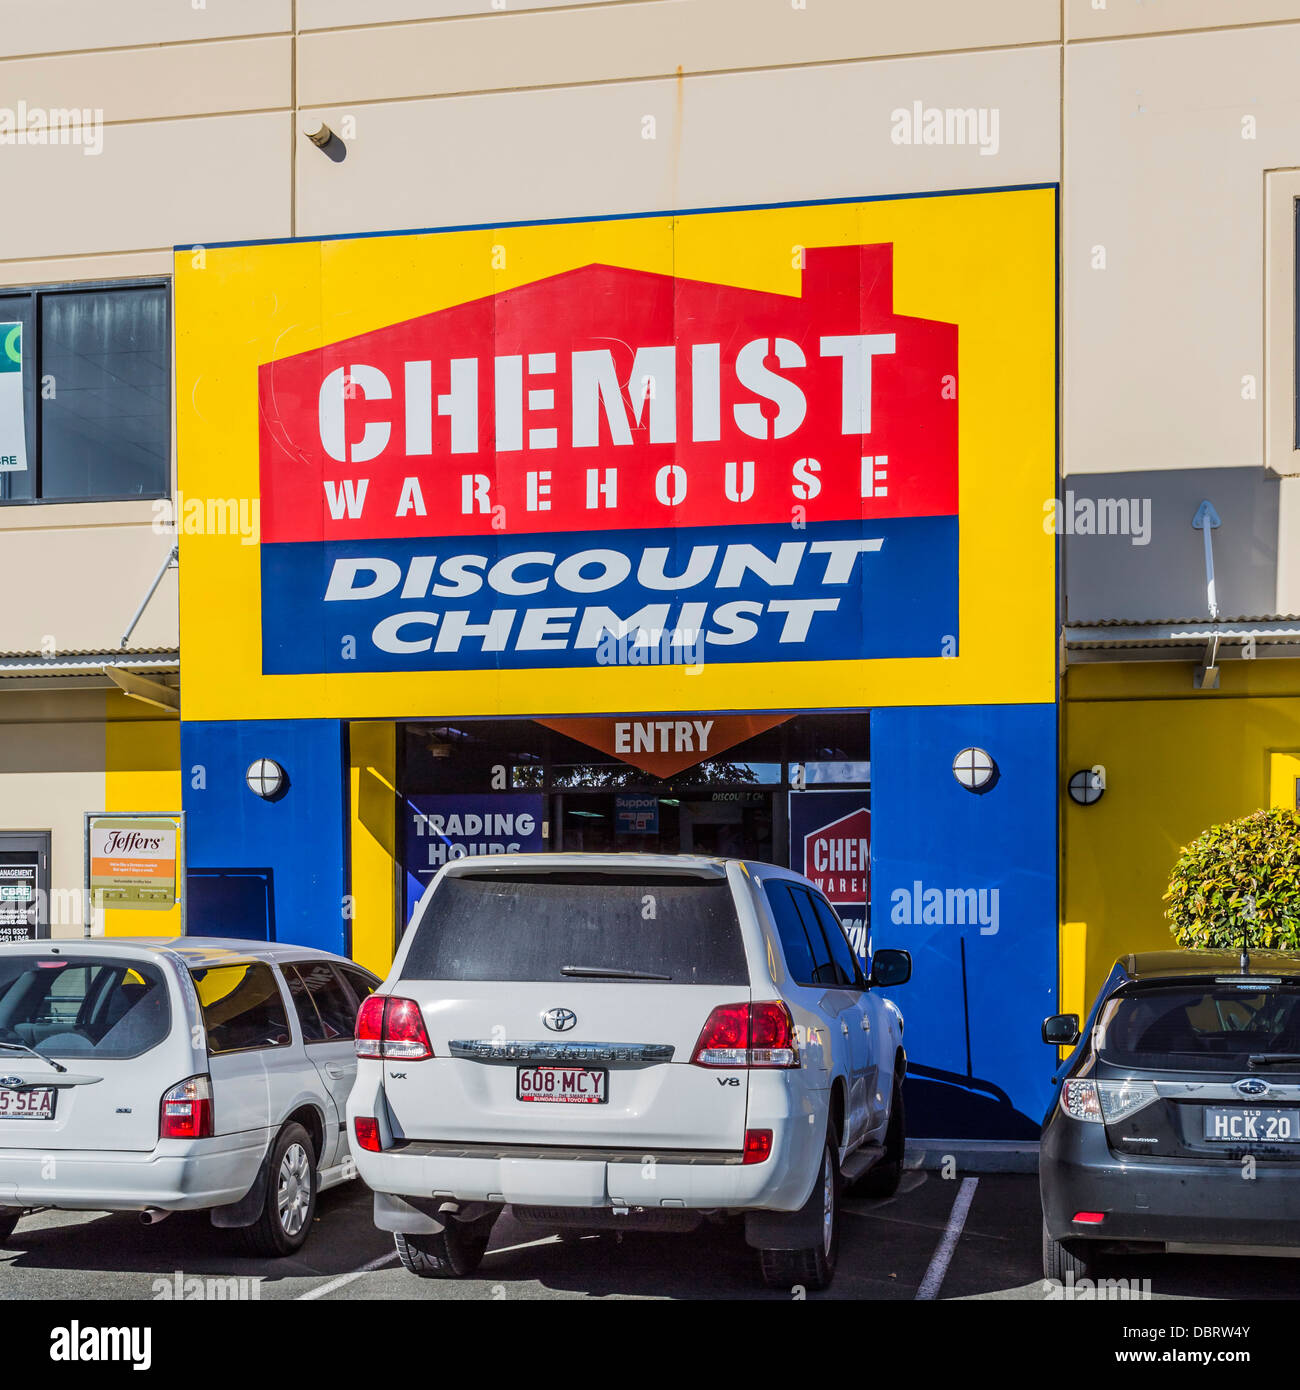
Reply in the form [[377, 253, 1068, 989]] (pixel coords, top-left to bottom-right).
[[175, 187, 1057, 723]]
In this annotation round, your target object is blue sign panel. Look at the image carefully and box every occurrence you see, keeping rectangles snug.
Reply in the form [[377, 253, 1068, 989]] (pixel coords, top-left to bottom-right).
[[260, 516, 959, 675], [402, 792, 545, 923]]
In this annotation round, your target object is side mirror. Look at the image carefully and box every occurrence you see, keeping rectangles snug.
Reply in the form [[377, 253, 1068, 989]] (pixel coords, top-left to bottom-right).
[[1042, 1013, 1080, 1047], [869, 948, 912, 988]]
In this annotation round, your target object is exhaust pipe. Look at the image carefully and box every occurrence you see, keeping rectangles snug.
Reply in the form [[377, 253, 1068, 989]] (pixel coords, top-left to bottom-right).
[[140, 1208, 171, 1226]]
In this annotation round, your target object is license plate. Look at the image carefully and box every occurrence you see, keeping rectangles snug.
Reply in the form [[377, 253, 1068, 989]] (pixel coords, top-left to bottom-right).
[[0, 1087, 54, 1120], [516, 1066, 607, 1104], [1204, 1106, 1300, 1142]]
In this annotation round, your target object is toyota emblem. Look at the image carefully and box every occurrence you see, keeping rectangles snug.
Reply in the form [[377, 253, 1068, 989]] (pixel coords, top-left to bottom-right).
[[1234, 1078, 1271, 1098], [543, 1008, 577, 1032]]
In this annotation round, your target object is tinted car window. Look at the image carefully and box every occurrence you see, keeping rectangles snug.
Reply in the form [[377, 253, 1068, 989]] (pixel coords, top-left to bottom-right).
[[788, 887, 840, 986], [808, 894, 861, 987], [336, 965, 379, 1010], [191, 963, 291, 1054], [285, 962, 357, 1043], [0, 955, 170, 1059], [400, 872, 748, 986], [763, 881, 821, 987], [1096, 985, 1300, 1072]]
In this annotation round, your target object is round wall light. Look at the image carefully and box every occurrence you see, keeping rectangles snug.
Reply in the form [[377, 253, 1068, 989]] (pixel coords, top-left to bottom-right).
[[246, 758, 287, 801], [952, 747, 997, 792], [1067, 768, 1105, 806]]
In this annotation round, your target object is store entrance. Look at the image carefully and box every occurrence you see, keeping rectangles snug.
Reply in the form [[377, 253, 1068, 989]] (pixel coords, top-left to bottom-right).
[[394, 712, 869, 937]]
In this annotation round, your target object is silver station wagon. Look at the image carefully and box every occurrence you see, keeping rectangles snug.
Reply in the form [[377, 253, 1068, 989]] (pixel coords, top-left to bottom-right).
[[0, 937, 378, 1255]]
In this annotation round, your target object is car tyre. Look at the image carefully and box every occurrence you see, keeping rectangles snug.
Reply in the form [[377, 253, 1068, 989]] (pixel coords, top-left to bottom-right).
[[1042, 1218, 1103, 1282], [852, 1077, 905, 1198], [394, 1212, 497, 1278], [757, 1138, 841, 1293], [242, 1122, 317, 1258], [0, 1209, 19, 1244]]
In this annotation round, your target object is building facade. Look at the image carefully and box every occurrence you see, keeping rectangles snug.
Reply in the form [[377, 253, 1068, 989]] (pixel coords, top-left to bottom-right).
[[3, 0, 1299, 1143]]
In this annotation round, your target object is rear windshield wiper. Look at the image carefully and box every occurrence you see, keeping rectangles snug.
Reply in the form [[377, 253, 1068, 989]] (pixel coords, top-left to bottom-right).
[[560, 965, 672, 981], [0, 1040, 67, 1074], [1248, 1053, 1300, 1068]]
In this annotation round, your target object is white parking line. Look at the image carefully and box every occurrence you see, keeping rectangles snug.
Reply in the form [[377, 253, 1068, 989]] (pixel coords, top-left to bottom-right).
[[297, 1251, 398, 1300], [914, 1176, 979, 1301]]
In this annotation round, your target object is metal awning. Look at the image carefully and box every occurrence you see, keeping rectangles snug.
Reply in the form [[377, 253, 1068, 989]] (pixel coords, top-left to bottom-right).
[[0, 648, 179, 678], [1063, 616, 1300, 687]]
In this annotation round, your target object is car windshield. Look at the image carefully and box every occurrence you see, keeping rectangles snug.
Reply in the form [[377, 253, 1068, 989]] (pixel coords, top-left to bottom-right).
[[400, 871, 749, 985], [1095, 983, 1300, 1071], [0, 955, 171, 1059]]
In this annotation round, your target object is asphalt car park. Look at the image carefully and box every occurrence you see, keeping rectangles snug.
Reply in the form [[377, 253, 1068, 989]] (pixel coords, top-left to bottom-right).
[[7, 1166, 1300, 1301]]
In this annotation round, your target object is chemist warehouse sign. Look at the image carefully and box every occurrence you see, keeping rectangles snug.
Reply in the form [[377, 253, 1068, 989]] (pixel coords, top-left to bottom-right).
[[175, 189, 1056, 722]]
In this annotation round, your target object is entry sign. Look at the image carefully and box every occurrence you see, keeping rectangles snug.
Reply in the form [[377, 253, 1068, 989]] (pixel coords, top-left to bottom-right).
[[88, 816, 178, 910], [789, 791, 869, 959], [0, 856, 38, 941], [0, 323, 27, 473]]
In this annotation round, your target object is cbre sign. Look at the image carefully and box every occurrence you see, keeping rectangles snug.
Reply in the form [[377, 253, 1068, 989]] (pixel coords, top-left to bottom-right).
[[258, 244, 959, 675]]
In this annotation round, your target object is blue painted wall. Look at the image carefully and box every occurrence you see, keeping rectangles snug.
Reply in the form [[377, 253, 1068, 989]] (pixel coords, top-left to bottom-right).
[[180, 719, 348, 953], [870, 703, 1058, 1140]]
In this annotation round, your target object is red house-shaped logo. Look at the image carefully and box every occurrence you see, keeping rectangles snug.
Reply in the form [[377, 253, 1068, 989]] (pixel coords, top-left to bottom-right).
[[803, 807, 870, 904]]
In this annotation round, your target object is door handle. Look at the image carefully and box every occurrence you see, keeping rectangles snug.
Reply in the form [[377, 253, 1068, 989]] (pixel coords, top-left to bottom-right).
[[840, 1021, 849, 1036], [861, 1016, 870, 1031], [326, 1063, 355, 1079]]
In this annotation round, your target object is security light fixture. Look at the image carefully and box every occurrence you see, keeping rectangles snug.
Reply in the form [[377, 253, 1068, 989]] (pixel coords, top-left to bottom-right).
[[952, 747, 996, 792], [1067, 768, 1105, 806], [246, 758, 286, 801]]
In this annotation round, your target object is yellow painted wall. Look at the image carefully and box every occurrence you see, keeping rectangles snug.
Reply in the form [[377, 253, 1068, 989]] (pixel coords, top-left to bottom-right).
[[1062, 659, 1300, 1015], [348, 721, 397, 975], [103, 693, 183, 937]]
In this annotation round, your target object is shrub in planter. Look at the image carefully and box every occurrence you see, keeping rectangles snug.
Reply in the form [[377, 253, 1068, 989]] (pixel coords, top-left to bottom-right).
[[1165, 807, 1300, 951]]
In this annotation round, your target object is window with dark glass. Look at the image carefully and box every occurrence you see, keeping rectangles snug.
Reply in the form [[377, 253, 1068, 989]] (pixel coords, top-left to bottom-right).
[[0, 280, 169, 504], [285, 962, 359, 1043], [190, 962, 290, 1054]]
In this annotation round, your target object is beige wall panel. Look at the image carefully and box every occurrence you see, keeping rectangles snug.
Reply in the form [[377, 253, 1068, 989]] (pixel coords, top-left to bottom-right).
[[297, 48, 1058, 237], [1067, 0, 1300, 41], [1, 0, 290, 59], [0, 112, 291, 260], [0, 525, 177, 653], [0, 722, 104, 941], [301, 0, 644, 26], [297, 0, 1058, 106], [1065, 25, 1300, 475], [0, 37, 291, 126], [0, 250, 173, 288]]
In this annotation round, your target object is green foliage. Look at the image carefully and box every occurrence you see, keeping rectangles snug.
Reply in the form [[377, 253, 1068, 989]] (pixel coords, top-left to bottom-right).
[[1165, 808, 1300, 950]]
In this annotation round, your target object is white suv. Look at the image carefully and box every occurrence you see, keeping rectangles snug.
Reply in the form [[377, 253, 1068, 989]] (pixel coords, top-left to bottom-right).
[[348, 854, 910, 1290], [0, 937, 378, 1255]]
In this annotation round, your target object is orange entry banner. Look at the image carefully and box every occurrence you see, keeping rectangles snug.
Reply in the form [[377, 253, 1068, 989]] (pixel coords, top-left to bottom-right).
[[536, 713, 792, 778]]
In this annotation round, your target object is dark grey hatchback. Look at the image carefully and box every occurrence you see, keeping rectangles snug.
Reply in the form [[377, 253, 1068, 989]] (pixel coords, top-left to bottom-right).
[[1041, 949, 1300, 1280]]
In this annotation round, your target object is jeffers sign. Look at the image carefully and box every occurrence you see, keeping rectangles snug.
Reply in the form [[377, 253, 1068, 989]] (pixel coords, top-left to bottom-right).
[[258, 244, 958, 675]]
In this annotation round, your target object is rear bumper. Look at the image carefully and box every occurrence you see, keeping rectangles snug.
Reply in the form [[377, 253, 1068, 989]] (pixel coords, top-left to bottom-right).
[[1042, 1113, 1300, 1249], [348, 1073, 828, 1214], [0, 1132, 267, 1212]]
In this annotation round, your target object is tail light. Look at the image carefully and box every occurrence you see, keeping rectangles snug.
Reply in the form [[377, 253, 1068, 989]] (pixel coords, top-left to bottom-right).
[[1059, 1078, 1158, 1124], [353, 1117, 381, 1152], [160, 1075, 213, 1140], [743, 1129, 773, 1165], [691, 1002, 799, 1068], [354, 995, 433, 1061], [1072, 1211, 1106, 1225]]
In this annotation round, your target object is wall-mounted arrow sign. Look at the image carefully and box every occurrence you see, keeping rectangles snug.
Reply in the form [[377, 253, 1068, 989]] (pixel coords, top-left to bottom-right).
[[1192, 499, 1222, 620]]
